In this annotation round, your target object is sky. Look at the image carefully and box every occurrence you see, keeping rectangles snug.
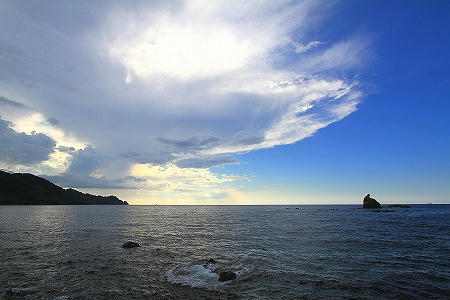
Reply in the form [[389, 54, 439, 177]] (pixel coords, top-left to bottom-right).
[[0, 0, 449, 205]]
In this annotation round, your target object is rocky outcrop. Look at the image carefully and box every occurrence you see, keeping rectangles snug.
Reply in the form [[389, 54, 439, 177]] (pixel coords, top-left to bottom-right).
[[121, 241, 140, 249], [206, 259, 217, 264], [218, 271, 237, 282], [388, 204, 411, 208], [363, 194, 382, 208]]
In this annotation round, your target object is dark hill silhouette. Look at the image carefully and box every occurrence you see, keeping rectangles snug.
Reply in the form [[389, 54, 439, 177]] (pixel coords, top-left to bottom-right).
[[0, 171, 128, 205]]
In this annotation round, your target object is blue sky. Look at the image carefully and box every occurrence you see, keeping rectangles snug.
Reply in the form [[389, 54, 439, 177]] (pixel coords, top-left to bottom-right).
[[0, 1, 448, 204], [218, 0, 450, 204]]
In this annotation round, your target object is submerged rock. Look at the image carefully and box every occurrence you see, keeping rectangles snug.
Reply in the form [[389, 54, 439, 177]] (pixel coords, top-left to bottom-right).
[[218, 271, 237, 282], [6, 287, 37, 296], [121, 241, 140, 249], [388, 204, 411, 208], [363, 194, 382, 209], [207, 259, 217, 264]]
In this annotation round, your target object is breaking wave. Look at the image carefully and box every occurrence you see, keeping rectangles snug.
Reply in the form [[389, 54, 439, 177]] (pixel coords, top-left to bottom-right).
[[167, 263, 220, 289]]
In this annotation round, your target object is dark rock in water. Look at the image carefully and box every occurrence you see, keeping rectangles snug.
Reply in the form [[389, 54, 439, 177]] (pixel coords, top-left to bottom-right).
[[207, 259, 217, 264], [122, 241, 140, 249], [219, 271, 237, 282], [363, 194, 382, 208], [388, 204, 411, 208], [6, 287, 37, 296]]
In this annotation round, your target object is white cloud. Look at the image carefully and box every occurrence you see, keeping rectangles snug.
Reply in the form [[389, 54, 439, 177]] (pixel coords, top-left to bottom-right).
[[10, 112, 86, 151], [294, 40, 325, 53], [0, 98, 87, 175], [108, 18, 254, 80], [0, 118, 55, 166], [296, 39, 371, 73], [0, 0, 369, 195], [130, 163, 243, 192]]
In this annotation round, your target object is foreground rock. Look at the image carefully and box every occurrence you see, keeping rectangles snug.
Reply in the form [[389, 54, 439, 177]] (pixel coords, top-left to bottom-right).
[[388, 204, 411, 208], [363, 194, 382, 208], [218, 271, 237, 282], [122, 241, 140, 249]]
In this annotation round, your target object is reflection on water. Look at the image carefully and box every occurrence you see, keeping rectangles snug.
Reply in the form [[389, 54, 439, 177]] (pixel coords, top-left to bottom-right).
[[0, 205, 449, 299]]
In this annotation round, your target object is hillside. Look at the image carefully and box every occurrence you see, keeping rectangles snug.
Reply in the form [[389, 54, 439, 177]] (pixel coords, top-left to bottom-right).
[[0, 171, 128, 205]]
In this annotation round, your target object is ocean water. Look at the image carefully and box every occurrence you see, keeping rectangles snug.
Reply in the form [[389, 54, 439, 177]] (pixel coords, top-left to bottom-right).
[[0, 205, 449, 299]]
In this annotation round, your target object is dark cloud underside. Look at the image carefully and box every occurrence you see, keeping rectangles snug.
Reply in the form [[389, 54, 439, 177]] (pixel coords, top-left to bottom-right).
[[0, 118, 55, 165]]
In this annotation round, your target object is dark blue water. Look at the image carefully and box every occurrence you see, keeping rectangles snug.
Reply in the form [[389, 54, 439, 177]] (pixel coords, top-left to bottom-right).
[[0, 205, 449, 299]]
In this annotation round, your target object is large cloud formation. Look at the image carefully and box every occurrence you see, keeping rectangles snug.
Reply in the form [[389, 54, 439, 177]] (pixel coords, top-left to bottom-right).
[[0, 1, 368, 194], [0, 118, 55, 165]]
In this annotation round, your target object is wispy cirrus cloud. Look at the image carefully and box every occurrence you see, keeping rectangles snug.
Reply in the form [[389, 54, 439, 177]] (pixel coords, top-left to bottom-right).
[[293, 41, 326, 53]]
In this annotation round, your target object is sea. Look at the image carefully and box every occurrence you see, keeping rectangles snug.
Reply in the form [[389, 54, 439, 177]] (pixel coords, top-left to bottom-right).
[[0, 205, 448, 299]]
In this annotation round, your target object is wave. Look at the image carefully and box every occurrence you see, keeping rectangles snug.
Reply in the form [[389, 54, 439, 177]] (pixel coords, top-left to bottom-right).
[[167, 263, 220, 289]]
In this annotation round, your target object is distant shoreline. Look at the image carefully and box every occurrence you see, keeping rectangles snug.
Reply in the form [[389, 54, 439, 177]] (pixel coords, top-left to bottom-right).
[[2, 204, 445, 207], [0, 171, 128, 205]]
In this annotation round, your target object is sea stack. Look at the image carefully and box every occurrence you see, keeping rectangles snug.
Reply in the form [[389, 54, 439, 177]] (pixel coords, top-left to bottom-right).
[[363, 194, 382, 208]]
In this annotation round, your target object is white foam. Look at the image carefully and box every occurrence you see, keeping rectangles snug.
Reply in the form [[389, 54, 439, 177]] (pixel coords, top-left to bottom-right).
[[167, 264, 219, 289], [235, 267, 249, 277]]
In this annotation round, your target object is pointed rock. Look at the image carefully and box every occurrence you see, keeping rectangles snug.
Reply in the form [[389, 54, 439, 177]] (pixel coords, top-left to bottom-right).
[[363, 194, 382, 209]]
